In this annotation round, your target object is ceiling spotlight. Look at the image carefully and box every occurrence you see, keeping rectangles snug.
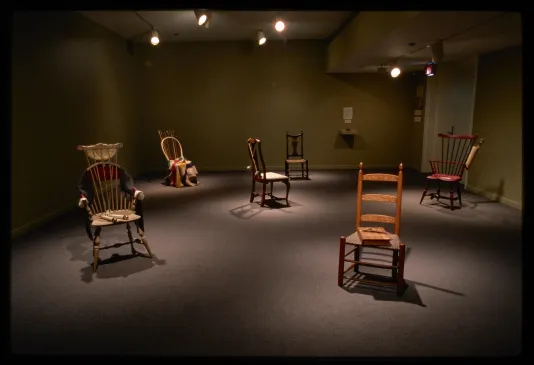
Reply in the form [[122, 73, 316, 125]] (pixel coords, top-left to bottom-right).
[[275, 20, 285, 32], [257, 31, 266, 46], [150, 30, 159, 46], [194, 10, 211, 28], [390, 67, 401, 78]]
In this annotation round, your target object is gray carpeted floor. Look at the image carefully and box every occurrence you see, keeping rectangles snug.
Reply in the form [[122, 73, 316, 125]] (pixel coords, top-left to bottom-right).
[[10, 169, 523, 357]]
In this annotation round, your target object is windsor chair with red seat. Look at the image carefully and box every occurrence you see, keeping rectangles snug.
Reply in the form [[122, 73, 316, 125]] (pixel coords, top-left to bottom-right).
[[420, 133, 484, 210]]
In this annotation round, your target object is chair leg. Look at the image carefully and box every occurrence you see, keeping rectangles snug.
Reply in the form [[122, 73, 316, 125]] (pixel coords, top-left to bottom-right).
[[392, 250, 398, 279], [305, 161, 309, 179], [420, 179, 429, 204], [301, 162, 304, 178], [338, 236, 346, 286], [285, 162, 289, 177], [126, 222, 135, 254], [284, 180, 290, 206], [449, 182, 455, 210], [137, 226, 153, 258], [457, 183, 463, 207], [250, 179, 255, 203], [396, 243, 406, 296], [92, 227, 102, 273], [354, 246, 360, 274], [261, 182, 267, 207], [270, 181, 273, 196], [436, 181, 441, 201]]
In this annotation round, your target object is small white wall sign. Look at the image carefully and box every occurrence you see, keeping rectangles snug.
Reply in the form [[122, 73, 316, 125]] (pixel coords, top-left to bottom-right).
[[343, 107, 353, 120]]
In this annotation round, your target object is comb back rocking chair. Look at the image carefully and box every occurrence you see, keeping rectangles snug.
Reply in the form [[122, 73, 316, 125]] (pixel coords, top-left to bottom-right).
[[77, 143, 153, 273]]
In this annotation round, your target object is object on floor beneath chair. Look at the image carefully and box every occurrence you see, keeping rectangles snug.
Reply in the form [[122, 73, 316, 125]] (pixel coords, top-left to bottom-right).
[[158, 129, 199, 188], [77, 143, 153, 273], [338, 162, 407, 296], [420, 133, 484, 210]]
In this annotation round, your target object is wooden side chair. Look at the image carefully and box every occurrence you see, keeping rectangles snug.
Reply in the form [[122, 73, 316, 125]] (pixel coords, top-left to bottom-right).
[[338, 162, 407, 296], [285, 131, 309, 179], [158, 129, 199, 187], [247, 137, 290, 207], [77, 143, 153, 273], [420, 133, 484, 210]]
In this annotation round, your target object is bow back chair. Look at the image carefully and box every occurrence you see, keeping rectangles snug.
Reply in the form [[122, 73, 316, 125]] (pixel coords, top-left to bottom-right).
[[285, 131, 309, 179], [77, 143, 153, 272], [158, 129, 199, 187], [420, 133, 484, 210], [247, 138, 290, 207], [338, 162, 407, 296]]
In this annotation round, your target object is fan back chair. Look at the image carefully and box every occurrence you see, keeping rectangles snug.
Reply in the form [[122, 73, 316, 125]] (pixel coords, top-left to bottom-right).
[[247, 138, 290, 207], [158, 129, 199, 187], [338, 162, 406, 296], [420, 133, 484, 210], [77, 143, 153, 272], [285, 131, 309, 179]]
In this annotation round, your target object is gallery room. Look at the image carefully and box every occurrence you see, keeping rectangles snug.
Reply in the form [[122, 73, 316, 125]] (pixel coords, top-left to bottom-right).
[[11, 10, 522, 357]]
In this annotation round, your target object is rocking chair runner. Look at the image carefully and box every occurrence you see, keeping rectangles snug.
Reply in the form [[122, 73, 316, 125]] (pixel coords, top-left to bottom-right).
[[158, 129, 199, 187], [77, 143, 153, 272], [247, 137, 290, 207], [420, 133, 484, 210]]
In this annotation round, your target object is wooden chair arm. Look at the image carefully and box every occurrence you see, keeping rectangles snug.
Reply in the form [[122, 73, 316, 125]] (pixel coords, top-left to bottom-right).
[[78, 195, 88, 209], [134, 189, 145, 201]]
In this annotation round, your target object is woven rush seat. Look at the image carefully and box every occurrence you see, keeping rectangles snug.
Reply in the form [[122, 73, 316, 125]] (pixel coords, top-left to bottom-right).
[[286, 159, 306, 164], [345, 231, 401, 250]]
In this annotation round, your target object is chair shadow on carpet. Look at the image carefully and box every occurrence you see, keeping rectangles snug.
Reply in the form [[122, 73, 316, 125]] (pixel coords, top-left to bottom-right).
[[342, 279, 464, 307], [229, 200, 301, 219], [341, 246, 465, 307], [66, 233, 166, 283]]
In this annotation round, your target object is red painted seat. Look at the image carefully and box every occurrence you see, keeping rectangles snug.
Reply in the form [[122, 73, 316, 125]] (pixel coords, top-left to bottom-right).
[[420, 133, 484, 210]]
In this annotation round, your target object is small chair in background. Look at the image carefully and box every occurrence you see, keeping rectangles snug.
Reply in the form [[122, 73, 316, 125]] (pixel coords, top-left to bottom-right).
[[420, 132, 484, 210], [247, 137, 290, 207], [285, 131, 309, 179], [158, 129, 199, 187]]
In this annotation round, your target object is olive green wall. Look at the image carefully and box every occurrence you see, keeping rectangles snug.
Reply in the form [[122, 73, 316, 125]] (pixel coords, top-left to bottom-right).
[[11, 13, 421, 236], [133, 41, 417, 173], [467, 46, 522, 209], [12, 11, 142, 234]]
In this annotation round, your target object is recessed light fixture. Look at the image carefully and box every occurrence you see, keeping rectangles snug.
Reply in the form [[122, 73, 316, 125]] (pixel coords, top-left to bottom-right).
[[150, 30, 160, 46], [194, 10, 211, 28], [275, 20, 285, 32], [257, 30, 266, 45], [390, 67, 401, 78]]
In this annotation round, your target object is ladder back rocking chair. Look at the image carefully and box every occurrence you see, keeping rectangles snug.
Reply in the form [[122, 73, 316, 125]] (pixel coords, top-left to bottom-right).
[[285, 131, 309, 179], [338, 162, 407, 296], [158, 129, 199, 187], [247, 137, 290, 207], [420, 132, 484, 210], [77, 143, 153, 272]]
